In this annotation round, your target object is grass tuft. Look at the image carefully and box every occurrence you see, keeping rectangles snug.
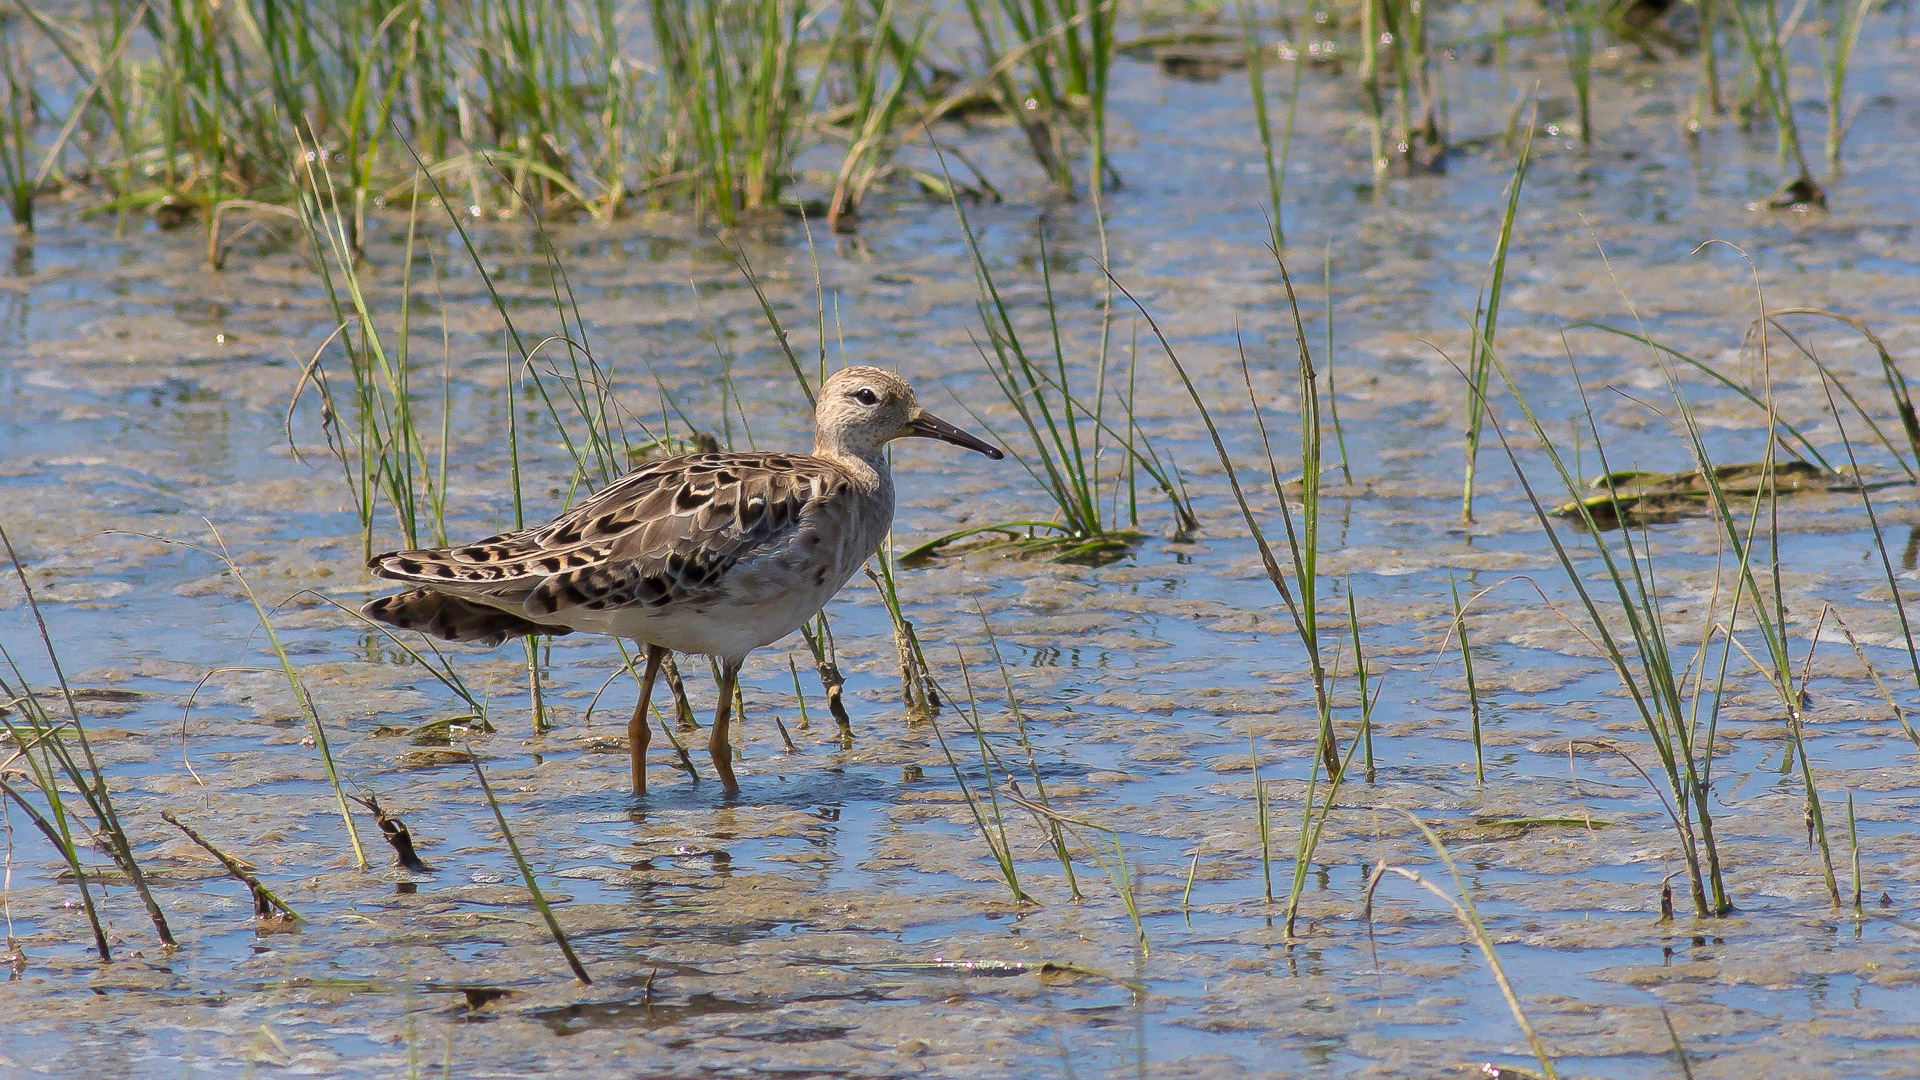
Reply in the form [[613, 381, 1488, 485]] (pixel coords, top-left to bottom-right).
[[0, 522, 174, 949], [917, 195, 1193, 563]]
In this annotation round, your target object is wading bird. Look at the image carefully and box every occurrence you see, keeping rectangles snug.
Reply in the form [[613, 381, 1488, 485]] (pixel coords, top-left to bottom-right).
[[362, 367, 1002, 795]]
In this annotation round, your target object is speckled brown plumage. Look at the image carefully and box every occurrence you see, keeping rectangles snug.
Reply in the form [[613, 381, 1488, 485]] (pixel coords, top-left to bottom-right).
[[366, 451, 849, 645], [359, 366, 1002, 795], [362, 588, 572, 648]]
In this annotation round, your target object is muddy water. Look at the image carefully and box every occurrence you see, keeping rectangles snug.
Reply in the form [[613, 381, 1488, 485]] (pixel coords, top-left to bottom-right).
[[5, 24, 1920, 1080]]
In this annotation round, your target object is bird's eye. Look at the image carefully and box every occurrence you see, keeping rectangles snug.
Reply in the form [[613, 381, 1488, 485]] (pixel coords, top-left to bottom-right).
[[853, 388, 880, 406]]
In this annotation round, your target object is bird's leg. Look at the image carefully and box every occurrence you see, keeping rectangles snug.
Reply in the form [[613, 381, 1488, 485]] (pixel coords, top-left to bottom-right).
[[709, 658, 742, 796], [629, 644, 667, 797]]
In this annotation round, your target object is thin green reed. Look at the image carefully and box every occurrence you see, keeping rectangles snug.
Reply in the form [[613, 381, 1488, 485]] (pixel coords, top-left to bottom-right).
[[1111, 267, 1339, 780], [1822, 0, 1878, 172], [957, 653, 1021, 878], [1729, 0, 1821, 198], [0, 645, 110, 958], [866, 541, 935, 719], [1696, 0, 1724, 123], [1236, 243, 1342, 780], [1251, 737, 1272, 903], [1004, 790, 1148, 952], [1116, 261, 1357, 932], [1358, 0, 1387, 174], [1283, 701, 1369, 936], [979, 613, 1080, 898], [1847, 792, 1861, 914], [511, 184, 662, 496], [403, 136, 563, 733], [1325, 247, 1353, 486], [14, 0, 146, 209], [471, 758, 591, 985], [1449, 571, 1484, 784], [1347, 586, 1377, 781], [1639, 251, 1835, 900], [0, 17, 36, 231], [826, 0, 942, 228], [1239, 0, 1304, 244], [0, 771, 109, 958], [1550, 0, 1595, 146], [1365, 813, 1561, 1079], [200, 524, 370, 869], [926, 654, 1027, 902], [1380, 0, 1441, 163], [1756, 310, 1919, 476], [930, 182, 1176, 559], [1813, 362, 1920, 749], [1460, 112, 1532, 523]]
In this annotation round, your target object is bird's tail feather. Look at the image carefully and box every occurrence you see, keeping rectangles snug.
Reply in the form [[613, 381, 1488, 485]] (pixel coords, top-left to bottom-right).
[[362, 588, 571, 647]]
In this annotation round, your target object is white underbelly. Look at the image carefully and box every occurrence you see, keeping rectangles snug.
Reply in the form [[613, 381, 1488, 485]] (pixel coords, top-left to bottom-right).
[[552, 541, 873, 660], [584, 577, 849, 658]]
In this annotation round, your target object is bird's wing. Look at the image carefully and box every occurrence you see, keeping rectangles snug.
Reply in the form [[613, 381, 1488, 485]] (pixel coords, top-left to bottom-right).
[[361, 588, 576, 646], [368, 452, 842, 617]]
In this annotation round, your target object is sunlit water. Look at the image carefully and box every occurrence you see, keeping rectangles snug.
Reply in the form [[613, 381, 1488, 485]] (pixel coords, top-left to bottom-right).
[[3, 23, 1920, 1080]]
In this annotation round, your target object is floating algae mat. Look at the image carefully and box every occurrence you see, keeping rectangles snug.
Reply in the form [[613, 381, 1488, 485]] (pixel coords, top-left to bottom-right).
[[1552, 461, 1894, 527], [5, 7, 1920, 1080]]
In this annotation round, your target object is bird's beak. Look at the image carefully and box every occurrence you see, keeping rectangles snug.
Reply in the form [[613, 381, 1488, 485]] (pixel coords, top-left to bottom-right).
[[905, 409, 1004, 459]]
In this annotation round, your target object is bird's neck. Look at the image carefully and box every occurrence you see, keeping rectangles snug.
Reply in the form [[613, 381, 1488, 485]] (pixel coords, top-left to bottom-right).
[[813, 441, 890, 493]]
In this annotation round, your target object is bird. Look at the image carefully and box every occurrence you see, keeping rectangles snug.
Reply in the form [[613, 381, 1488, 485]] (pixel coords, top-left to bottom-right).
[[360, 366, 1003, 796]]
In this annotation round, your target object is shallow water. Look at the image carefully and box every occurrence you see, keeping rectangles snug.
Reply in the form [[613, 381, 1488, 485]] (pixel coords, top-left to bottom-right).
[[4, 18, 1920, 1080]]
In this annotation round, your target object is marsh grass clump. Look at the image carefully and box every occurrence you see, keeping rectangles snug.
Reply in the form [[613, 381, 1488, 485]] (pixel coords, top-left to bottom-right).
[[0, 0, 1903, 236], [1349, 0, 1445, 173], [866, 552, 940, 722], [1728, 0, 1826, 206], [651, 0, 813, 224], [0, 524, 176, 958], [1820, 0, 1879, 173], [11, 0, 651, 226], [1238, 0, 1304, 238], [912, 193, 1194, 565], [1486, 358, 1737, 917], [963, 0, 1115, 194], [295, 163, 450, 559], [0, 0, 1046, 231], [0, 13, 42, 233], [1472, 267, 1920, 914], [1550, 0, 1598, 147], [819, 0, 945, 229]]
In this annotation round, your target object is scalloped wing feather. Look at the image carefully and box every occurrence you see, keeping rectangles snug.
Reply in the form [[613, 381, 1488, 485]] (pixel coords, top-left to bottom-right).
[[365, 453, 842, 629], [360, 588, 575, 647]]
